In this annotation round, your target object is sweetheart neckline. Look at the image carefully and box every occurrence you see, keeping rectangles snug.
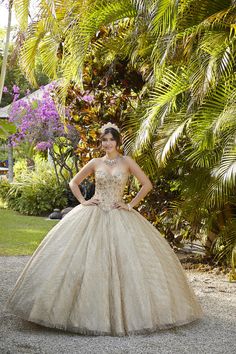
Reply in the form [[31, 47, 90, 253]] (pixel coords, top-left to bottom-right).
[[95, 170, 129, 178]]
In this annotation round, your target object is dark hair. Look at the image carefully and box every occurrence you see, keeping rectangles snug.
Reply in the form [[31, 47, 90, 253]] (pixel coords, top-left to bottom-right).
[[100, 127, 122, 147]]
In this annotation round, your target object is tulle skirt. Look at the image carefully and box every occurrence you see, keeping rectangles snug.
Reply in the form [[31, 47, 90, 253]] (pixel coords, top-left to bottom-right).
[[6, 204, 203, 336]]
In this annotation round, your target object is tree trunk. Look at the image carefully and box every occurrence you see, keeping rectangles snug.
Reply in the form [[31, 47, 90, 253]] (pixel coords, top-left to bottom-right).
[[0, 0, 13, 104], [49, 148, 61, 186], [7, 140, 13, 182]]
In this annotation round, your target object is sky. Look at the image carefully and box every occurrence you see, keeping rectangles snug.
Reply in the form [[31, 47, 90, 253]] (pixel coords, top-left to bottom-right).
[[0, 3, 17, 28]]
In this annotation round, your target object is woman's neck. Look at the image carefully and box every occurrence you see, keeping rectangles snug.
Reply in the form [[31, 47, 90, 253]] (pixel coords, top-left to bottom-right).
[[105, 152, 120, 160]]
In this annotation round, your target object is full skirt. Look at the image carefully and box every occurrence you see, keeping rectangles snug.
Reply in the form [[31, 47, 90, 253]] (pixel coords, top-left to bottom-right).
[[6, 205, 203, 336]]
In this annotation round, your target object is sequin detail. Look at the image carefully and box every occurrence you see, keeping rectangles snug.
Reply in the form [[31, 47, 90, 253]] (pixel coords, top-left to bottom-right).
[[93, 170, 128, 212]]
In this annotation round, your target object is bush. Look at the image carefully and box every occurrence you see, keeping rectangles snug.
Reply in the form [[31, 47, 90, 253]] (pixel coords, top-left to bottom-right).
[[13, 158, 28, 181], [0, 178, 11, 201], [0, 159, 68, 216]]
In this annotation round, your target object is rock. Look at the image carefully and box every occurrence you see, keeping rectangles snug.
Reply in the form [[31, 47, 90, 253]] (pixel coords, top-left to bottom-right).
[[203, 278, 211, 283], [204, 265, 212, 271], [49, 209, 62, 219], [61, 207, 74, 217], [212, 268, 221, 275]]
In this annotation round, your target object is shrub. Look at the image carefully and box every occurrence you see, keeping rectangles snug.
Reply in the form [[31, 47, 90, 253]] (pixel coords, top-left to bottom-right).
[[0, 159, 68, 216], [0, 178, 11, 201], [13, 159, 28, 181]]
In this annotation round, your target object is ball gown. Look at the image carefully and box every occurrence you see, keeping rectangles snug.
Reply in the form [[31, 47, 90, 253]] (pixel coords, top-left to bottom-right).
[[6, 169, 203, 336]]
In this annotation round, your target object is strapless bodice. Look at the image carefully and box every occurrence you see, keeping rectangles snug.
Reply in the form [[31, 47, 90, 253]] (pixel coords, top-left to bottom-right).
[[93, 170, 129, 211]]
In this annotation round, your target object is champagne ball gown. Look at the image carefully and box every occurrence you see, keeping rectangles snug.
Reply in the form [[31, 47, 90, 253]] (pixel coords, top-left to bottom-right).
[[6, 170, 203, 336]]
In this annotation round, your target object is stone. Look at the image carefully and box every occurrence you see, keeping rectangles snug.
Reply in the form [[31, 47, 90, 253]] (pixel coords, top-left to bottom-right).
[[61, 207, 74, 218], [49, 209, 62, 219]]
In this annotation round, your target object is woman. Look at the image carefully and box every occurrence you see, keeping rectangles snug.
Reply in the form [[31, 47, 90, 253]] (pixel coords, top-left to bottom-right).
[[6, 122, 203, 336]]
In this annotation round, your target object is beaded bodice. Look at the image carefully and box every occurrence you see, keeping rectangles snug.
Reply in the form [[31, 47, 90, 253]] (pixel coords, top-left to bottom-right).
[[93, 170, 129, 211]]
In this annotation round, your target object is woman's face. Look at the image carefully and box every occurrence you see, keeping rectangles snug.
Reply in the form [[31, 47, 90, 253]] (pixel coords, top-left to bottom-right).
[[101, 133, 118, 153]]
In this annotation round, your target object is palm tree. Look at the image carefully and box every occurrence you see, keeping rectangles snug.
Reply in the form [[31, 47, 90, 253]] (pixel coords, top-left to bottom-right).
[[14, 0, 236, 268], [0, 0, 13, 104], [0, 0, 37, 181], [0, 0, 14, 182]]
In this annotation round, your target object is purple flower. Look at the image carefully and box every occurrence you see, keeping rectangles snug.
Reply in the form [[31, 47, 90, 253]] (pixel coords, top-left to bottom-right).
[[36, 141, 53, 151], [8, 88, 80, 152], [12, 85, 20, 94], [82, 94, 94, 103], [13, 93, 20, 101], [3, 86, 8, 93]]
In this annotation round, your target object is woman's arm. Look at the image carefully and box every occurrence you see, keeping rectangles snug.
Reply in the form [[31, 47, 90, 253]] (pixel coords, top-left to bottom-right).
[[113, 156, 153, 211], [126, 156, 153, 208], [69, 159, 97, 204]]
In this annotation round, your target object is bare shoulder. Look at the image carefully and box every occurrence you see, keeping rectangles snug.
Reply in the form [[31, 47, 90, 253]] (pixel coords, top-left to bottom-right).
[[88, 157, 101, 165], [81, 157, 99, 171], [89, 157, 105, 170], [122, 155, 152, 186], [122, 155, 137, 166], [92, 157, 103, 165]]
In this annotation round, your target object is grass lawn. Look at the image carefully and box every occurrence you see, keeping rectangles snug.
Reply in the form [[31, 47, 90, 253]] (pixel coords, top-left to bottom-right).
[[0, 208, 59, 256]]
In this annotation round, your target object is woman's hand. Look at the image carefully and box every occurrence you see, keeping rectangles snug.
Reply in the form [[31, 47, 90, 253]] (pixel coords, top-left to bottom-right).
[[81, 198, 100, 206], [113, 201, 130, 211]]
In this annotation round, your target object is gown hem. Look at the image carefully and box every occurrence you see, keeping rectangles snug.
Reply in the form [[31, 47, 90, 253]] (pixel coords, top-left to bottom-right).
[[6, 307, 203, 337]]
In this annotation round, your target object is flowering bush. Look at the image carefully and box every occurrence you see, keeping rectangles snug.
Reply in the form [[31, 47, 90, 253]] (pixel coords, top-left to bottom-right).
[[1, 84, 28, 107], [7, 85, 81, 182], [9, 86, 66, 148]]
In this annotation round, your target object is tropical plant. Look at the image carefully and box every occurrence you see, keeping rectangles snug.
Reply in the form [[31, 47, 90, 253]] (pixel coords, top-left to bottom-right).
[[0, 158, 68, 215], [14, 0, 236, 267], [0, 0, 13, 104]]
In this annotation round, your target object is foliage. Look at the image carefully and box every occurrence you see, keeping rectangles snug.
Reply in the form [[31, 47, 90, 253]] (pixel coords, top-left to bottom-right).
[[0, 177, 11, 200], [61, 0, 236, 266], [0, 47, 49, 107], [65, 74, 141, 156], [0, 158, 68, 215], [0, 137, 8, 160], [13, 0, 236, 265], [124, 174, 191, 248], [7, 85, 82, 182], [9, 85, 63, 148]]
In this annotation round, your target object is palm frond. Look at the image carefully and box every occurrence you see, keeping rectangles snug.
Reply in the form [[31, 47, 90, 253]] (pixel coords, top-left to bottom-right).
[[38, 34, 59, 79], [150, 0, 178, 36], [154, 115, 191, 165], [14, 0, 31, 31], [134, 148, 159, 180], [189, 81, 234, 144], [61, 0, 137, 86], [205, 141, 236, 209], [213, 218, 236, 265], [133, 68, 190, 150], [212, 140, 236, 183], [19, 20, 47, 86]]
